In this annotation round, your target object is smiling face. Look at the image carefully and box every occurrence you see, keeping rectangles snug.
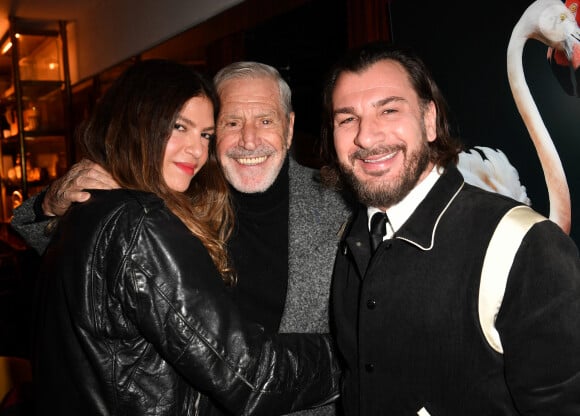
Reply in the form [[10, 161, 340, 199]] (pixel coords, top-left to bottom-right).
[[162, 95, 215, 192], [216, 76, 294, 193], [332, 59, 437, 210]]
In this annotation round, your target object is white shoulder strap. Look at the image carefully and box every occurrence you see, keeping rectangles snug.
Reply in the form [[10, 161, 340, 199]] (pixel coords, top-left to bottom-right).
[[478, 205, 547, 353]]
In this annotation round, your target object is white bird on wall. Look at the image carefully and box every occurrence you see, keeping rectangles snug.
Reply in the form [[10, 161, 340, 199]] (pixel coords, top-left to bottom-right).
[[458, 0, 579, 234], [457, 146, 531, 206]]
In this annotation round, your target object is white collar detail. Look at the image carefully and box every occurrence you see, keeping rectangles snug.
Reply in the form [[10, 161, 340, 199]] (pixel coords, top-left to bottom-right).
[[368, 166, 441, 239]]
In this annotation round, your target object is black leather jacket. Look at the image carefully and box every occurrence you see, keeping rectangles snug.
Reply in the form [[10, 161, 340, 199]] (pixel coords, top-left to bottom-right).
[[33, 189, 339, 415]]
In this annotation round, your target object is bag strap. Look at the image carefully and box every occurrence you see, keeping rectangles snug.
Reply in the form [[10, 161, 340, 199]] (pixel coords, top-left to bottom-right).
[[478, 205, 547, 353]]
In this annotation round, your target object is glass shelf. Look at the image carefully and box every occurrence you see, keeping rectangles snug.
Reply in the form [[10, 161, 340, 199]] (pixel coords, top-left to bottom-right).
[[17, 33, 64, 82], [0, 18, 72, 223]]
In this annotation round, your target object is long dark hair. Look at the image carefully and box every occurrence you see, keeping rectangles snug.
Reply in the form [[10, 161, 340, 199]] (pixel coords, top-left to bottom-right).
[[319, 41, 463, 187], [79, 59, 235, 284]]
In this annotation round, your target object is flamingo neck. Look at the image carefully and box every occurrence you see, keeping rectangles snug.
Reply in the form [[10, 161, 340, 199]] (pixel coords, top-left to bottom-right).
[[507, 29, 571, 233]]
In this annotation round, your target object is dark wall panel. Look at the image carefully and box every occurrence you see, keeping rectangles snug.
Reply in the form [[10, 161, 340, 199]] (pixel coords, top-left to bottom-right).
[[243, 0, 348, 167]]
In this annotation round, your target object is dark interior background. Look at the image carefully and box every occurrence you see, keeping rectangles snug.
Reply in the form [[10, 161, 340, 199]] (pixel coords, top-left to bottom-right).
[[243, 0, 348, 167], [242, 0, 579, 243], [1, 0, 578, 359]]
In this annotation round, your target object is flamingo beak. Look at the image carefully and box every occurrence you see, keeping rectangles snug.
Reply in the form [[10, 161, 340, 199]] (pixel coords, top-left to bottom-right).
[[547, 27, 580, 97], [570, 30, 580, 96], [546, 0, 580, 98], [572, 37, 580, 97]]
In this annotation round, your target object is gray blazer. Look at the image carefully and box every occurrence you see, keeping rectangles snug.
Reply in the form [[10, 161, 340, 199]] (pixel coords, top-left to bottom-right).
[[280, 159, 351, 334], [280, 159, 351, 416], [10, 158, 353, 416], [10, 191, 52, 254]]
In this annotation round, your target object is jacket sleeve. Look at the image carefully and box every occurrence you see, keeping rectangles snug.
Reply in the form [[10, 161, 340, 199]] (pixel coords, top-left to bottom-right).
[[496, 220, 580, 415], [114, 207, 340, 415], [10, 189, 54, 254]]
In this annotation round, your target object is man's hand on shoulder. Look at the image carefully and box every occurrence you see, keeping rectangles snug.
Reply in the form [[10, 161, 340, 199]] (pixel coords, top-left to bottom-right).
[[42, 158, 120, 217]]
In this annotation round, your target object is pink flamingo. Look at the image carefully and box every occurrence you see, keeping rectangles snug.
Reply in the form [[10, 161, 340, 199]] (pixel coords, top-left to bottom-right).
[[458, 0, 579, 234]]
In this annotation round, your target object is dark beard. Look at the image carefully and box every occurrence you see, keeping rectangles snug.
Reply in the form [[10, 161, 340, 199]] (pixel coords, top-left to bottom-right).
[[339, 139, 431, 209]]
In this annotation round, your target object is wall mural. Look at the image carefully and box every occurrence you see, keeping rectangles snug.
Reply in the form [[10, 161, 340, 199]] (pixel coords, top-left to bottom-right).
[[458, 0, 579, 235], [390, 0, 580, 244]]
